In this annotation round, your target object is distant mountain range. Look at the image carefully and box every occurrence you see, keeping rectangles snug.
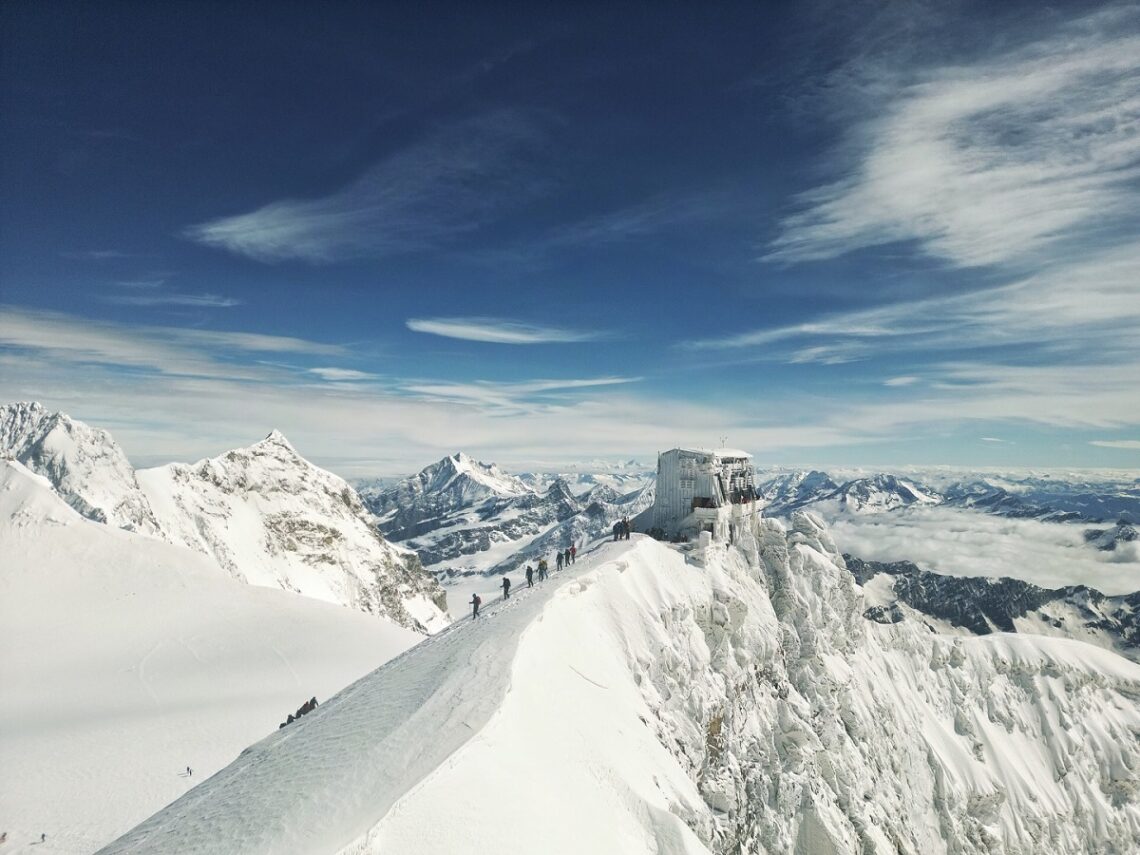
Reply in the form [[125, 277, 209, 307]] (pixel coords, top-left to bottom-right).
[[359, 452, 653, 576], [754, 469, 1140, 559], [756, 467, 1140, 523]]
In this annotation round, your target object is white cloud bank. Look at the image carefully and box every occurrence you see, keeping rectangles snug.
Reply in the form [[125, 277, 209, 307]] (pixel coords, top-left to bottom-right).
[[828, 506, 1140, 595]]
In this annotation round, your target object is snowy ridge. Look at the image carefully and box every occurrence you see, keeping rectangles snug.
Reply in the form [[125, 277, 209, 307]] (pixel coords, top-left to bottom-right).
[[0, 460, 423, 853], [517, 467, 653, 496], [101, 516, 1140, 854], [138, 431, 449, 633], [0, 401, 163, 535]]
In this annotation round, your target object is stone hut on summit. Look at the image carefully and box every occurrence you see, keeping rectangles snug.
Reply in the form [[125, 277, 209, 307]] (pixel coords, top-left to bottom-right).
[[651, 447, 760, 542]]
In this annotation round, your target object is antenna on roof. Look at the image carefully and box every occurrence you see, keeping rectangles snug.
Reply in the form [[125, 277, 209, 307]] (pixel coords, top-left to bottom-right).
[[719, 435, 727, 448]]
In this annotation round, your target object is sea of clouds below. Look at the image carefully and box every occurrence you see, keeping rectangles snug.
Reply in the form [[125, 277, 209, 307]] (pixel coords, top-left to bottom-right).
[[824, 506, 1139, 596]]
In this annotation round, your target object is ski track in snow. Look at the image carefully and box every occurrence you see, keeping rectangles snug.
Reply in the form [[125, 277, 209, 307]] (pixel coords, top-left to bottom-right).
[[96, 541, 623, 855]]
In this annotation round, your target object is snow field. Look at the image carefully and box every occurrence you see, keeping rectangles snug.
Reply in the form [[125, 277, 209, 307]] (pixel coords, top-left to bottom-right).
[[0, 462, 422, 854]]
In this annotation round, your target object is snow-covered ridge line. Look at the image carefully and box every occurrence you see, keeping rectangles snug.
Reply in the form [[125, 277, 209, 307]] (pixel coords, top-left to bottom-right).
[[100, 519, 1140, 854], [0, 402, 448, 633], [758, 467, 1140, 523], [96, 539, 627, 855]]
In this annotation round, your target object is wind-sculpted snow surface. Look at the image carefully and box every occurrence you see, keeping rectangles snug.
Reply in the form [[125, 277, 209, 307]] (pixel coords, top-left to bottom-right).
[[137, 431, 448, 633], [102, 514, 1140, 855], [0, 401, 163, 535]]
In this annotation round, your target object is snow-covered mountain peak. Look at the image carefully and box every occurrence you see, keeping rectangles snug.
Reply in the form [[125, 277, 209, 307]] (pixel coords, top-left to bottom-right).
[[364, 452, 530, 526], [835, 473, 939, 512], [256, 428, 298, 453], [138, 435, 449, 633], [441, 450, 529, 496], [543, 476, 577, 501], [0, 400, 163, 535]]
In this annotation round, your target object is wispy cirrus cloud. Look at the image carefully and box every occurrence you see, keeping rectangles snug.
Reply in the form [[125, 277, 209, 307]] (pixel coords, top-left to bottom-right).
[[0, 305, 341, 382], [60, 249, 142, 261], [1089, 440, 1140, 450], [401, 376, 641, 412], [0, 306, 854, 475], [406, 317, 603, 344], [185, 110, 549, 263], [688, 243, 1140, 359], [765, 7, 1140, 268], [308, 367, 379, 382], [98, 274, 240, 308], [104, 292, 241, 308]]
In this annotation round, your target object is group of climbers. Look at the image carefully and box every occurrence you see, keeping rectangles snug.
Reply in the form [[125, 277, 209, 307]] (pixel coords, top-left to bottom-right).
[[278, 696, 318, 729], [468, 540, 589, 619], [612, 517, 632, 540]]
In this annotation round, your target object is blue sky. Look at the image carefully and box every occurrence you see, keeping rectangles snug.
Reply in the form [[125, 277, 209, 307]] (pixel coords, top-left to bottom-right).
[[2, 1, 1139, 475]]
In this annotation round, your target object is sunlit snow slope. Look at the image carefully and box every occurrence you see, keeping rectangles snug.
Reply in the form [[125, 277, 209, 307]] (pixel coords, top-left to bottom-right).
[[0, 461, 423, 855], [101, 515, 1140, 855], [137, 431, 449, 633]]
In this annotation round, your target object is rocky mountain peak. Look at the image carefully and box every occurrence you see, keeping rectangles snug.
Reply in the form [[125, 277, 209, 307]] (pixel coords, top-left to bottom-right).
[[0, 401, 163, 535], [258, 428, 296, 450], [139, 435, 450, 634]]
